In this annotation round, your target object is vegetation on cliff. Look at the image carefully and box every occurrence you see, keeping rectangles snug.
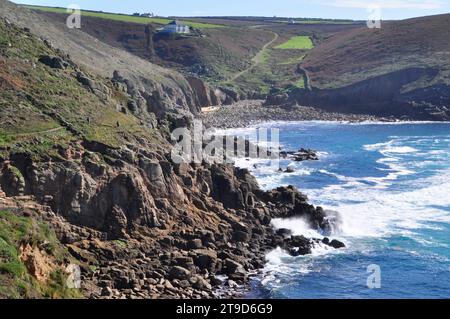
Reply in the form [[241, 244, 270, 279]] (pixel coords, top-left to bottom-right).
[[0, 17, 166, 162], [0, 210, 81, 298]]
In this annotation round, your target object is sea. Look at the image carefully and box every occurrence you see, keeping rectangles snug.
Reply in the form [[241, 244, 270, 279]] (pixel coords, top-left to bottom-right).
[[220, 121, 450, 299]]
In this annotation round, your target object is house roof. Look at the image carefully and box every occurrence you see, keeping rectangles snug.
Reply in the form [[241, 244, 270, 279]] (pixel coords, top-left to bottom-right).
[[168, 20, 187, 26]]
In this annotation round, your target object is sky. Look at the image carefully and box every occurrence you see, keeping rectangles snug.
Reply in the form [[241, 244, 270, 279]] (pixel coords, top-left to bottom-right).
[[11, 0, 450, 20]]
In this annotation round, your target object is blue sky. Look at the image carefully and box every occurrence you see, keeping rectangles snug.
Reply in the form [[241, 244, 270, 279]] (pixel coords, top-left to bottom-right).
[[11, 0, 450, 20]]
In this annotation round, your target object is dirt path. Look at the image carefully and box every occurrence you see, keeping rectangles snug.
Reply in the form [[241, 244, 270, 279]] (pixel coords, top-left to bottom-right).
[[13, 126, 64, 137], [228, 31, 279, 82]]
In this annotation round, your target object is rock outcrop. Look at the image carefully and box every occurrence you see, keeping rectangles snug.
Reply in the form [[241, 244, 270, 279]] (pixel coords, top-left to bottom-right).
[[0, 2, 344, 299], [0, 142, 341, 298], [287, 67, 450, 121]]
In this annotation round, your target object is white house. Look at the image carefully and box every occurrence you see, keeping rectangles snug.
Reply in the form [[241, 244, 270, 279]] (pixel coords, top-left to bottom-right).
[[162, 20, 190, 34]]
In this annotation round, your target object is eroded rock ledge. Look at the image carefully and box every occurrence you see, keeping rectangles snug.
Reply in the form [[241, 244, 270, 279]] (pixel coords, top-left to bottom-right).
[[0, 143, 344, 299]]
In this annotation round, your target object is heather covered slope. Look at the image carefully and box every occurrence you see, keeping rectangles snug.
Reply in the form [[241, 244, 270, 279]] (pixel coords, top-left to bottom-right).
[[30, 8, 359, 96], [34, 11, 275, 85], [303, 14, 450, 89], [0, 18, 167, 157], [290, 14, 450, 120]]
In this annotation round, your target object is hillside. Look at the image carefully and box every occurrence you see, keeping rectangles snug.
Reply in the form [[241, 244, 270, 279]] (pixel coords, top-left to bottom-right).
[[303, 14, 450, 89], [30, 8, 360, 96], [292, 14, 450, 120], [0, 0, 340, 299], [1, 0, 242, 114], [34, 11, 274, 86]]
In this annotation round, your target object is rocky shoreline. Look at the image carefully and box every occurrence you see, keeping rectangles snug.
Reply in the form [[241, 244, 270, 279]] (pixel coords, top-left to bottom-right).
[[0, 9, 345, 299], [0, 145, 345, 299], [202, 100, 393, 129]]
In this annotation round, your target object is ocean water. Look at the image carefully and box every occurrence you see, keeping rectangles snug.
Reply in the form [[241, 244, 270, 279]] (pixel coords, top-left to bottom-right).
[[222, 121, 450, 299]]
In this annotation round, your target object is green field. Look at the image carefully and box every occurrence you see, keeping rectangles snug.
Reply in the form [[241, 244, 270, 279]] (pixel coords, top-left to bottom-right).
[[273, 19, 355, 25], [275, 36, 314, 50], [24, 5, 224, 28]]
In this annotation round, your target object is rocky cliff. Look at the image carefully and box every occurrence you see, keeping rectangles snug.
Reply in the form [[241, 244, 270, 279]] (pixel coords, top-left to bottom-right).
[[0, 4, 343, 299], [1, 148, 338, 298], [264, 14, 450, 121], [290, 67, 450, 120], [0, 0, 238, 117]]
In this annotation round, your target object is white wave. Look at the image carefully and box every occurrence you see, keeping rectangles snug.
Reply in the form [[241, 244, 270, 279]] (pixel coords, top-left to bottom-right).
[[306, 169, 450, 238], [385, 146, 418, 154], [271, 218, 324, 239], [226, 122, 450, 279], [364, 140, 418, 154]]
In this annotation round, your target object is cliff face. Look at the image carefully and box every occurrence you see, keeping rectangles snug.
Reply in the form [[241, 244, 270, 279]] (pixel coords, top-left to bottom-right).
[[280, 14, 450, 121], [1, 138, 334, 299], [0, 0, 235, 117], [291, 68, 450, 120], [0, 5, 342, 299]]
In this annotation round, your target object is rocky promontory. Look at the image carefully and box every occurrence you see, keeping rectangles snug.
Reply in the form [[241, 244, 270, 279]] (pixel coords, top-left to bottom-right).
[[0, 3, 346, 299], [0, 149, 344, 299]]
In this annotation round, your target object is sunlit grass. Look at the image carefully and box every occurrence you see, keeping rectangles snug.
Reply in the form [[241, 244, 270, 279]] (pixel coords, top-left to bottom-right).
[[275, 36, 314, 50], [24, 5, 224, 28]]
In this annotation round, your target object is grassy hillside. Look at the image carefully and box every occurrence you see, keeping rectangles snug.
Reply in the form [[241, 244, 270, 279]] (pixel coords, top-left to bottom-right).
[[26, 6, 360, 96], [302, 14, 450, 90], [24, 5, 224, 28], [0, 210, 82, 298], [275, 36, 314, 49], [0, 17, 164, 161]]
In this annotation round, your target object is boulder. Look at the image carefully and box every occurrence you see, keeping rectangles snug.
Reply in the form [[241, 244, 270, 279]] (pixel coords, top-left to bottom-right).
[[232, 230, 250, 243], [194, 250, 218, 271], [187, 239, 203, 250], [169, 266, 191, 280], [192, 276, 212, 291], [328, 239, 346, 249], [38, 55, 68, 69], [223, 258, 243, 275], [282, 235, 313, 256], [276, 228, 293, 239]]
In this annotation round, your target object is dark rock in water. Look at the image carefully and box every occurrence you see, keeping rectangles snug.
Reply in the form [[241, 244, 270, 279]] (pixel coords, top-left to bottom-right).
[[328, 239, 346, 249], [282, 235, 313, 256], [276, 228, 293, 238], [285, 167, 295, 173], [322, 237, 330, 245], [291, 148, 319, 162]]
